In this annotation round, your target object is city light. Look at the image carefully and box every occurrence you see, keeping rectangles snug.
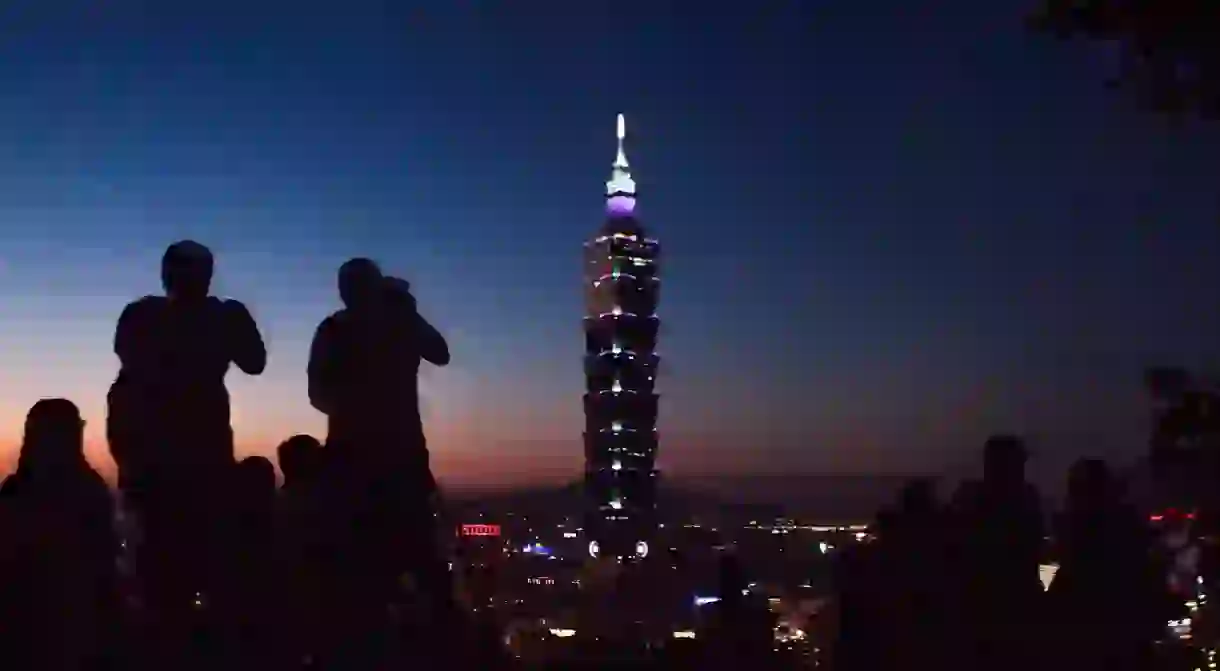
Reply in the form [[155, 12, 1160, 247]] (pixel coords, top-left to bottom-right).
[[672, 630, 697, 639], [461, 524, 501, 537]]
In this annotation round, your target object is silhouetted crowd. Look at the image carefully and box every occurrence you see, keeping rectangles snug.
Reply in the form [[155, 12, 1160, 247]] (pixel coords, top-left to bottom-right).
[[831, 436, 1180, 671], [0, 241, 486, 670], [0, 241, 1201, 671]]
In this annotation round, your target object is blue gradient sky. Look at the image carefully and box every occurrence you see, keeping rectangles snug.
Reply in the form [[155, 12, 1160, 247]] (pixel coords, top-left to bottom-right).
[[0, 1, 1217, 488]]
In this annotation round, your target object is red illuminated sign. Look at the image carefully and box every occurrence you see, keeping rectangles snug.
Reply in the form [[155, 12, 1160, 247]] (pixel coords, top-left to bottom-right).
[[461, 524, 501, 537]]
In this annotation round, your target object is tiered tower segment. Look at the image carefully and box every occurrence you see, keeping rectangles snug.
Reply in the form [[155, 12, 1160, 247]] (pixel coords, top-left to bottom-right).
[[583, 114, 662, 561]]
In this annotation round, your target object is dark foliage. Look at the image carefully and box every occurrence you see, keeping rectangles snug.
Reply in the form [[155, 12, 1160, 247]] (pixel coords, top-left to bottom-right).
[[1030, 0, 1220, 119]]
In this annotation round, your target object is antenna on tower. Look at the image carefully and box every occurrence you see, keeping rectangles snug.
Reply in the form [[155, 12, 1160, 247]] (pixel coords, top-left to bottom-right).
[[614, 114, 629, 169]]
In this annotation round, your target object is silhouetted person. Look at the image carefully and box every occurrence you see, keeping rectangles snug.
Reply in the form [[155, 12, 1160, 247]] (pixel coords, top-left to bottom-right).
[[106, 240, 266, 661], [1049, 459, 1162, 671], [702, 552, 777, 668], [0, 400, 118, 670], [279, 433, 324, 493], [831, 508, 895, 671], [950, 435, 1046, 671], [230, 456, 279, 667], [274, 435, 330, 667], [307, 258, 452, 655], [876, 479, 950, 670]]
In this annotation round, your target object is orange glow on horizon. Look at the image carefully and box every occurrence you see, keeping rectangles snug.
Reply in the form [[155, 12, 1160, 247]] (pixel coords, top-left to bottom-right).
[[0, 432, 587, 490]]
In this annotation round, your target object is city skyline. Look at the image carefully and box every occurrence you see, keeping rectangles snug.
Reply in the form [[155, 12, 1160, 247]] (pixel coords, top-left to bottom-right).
[[0, 2, 1217, 490]]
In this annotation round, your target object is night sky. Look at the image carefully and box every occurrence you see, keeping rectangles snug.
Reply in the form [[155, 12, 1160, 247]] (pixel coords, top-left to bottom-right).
[[0, 1, 1216, 489]]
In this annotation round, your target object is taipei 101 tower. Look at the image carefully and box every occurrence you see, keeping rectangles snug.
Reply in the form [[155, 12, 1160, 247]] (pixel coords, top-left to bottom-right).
[[582, 114, 662, 563]]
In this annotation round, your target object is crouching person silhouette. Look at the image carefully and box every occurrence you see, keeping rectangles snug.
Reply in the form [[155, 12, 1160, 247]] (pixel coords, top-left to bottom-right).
[[106, 240, 266, 663]]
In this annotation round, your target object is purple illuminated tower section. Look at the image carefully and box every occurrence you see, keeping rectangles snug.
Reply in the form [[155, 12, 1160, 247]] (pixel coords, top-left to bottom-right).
[[583, 114, 662, 562]]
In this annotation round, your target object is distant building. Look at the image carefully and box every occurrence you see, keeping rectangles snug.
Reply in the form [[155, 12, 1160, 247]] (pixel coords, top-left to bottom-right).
[[582, 114, 662, 562]]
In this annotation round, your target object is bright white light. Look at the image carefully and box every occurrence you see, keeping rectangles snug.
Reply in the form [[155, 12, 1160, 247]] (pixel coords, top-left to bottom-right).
[[673, 630, 696, 639], [1039, 564, 1059, 591], [549, 628, 576, 638], [610, 498, 623, 510], [818, 542, 830, 554], [612, 460, 622, 471], [611, 421, 623, 432], [611, 343, 622, 354], [635, 541, 649, 558], [617, 113, 626, 141], [611, 379, 622, 393], [612, 306, 622, 316], [694, 596, 720, 606], [588, 541, 600, 558]]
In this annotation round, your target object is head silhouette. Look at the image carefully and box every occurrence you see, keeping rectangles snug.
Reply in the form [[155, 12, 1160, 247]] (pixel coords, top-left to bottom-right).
[[162, 240, 214, 301], [983, 434, 1027, 486], [277, 434, 323, 486], [19, 398, 87, 474], [338, 257, 384, 311], [1067, 458, 1112, 509], [898, 478, 937, 516], [237, 455, 277, 490]]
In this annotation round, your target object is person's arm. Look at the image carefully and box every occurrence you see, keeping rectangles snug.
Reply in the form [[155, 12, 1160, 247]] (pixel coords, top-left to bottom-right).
[[384, 276, 450, 367], [224, 299, 267, 375], [307, 317, 337, 415], [414, 312, 450, 367]]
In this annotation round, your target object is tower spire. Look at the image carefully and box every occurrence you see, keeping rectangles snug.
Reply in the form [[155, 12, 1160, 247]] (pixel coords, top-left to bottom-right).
[[615, 113, 628, 169], [606, 113, 636, 199]]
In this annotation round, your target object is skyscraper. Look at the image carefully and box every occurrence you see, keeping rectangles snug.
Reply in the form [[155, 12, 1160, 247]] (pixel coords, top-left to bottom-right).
[[583, 114, 661, 562]]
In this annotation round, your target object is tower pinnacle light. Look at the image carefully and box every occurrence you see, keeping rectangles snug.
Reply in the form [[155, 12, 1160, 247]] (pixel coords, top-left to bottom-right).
[[606, 113, 636, 213], [615, 113, 628, 168]]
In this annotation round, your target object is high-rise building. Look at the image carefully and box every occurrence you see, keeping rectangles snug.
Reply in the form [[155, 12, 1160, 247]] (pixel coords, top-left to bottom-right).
[[583, 114, 662, 562]]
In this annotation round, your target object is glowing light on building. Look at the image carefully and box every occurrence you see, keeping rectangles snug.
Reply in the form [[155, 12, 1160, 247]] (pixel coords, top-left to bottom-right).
[[607, 195, 636, 216], [1039, 563, 1059, 591], [672, 630, 697, 639], [461, 524, 501, 537]]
